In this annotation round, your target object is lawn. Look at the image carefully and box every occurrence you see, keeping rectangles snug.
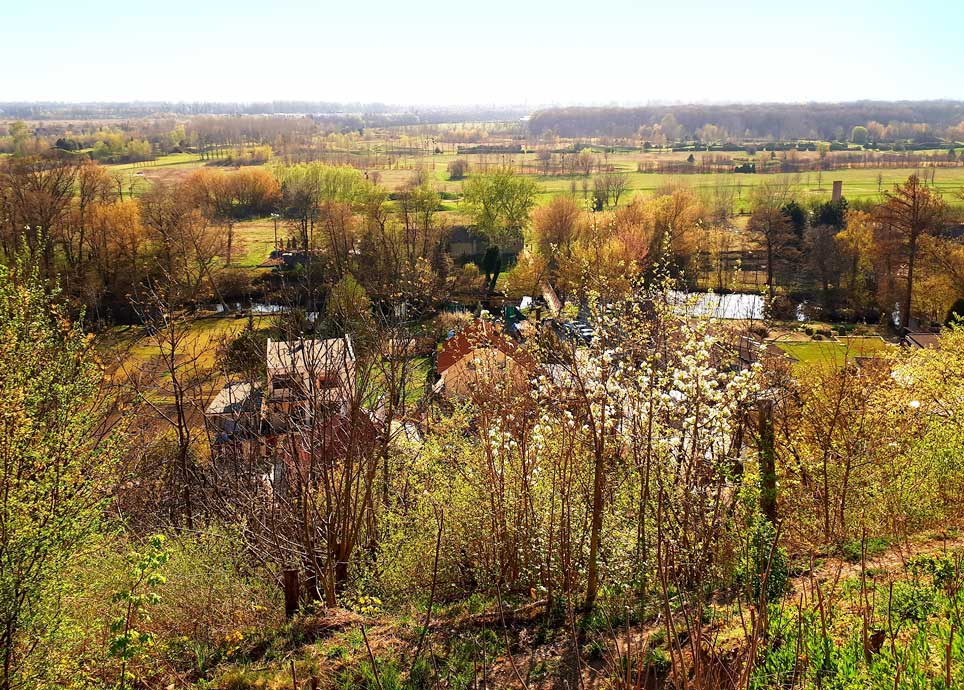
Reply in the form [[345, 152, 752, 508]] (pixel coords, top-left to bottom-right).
[[775, 336, 895, 369], [99, 314, 273, 404], [232, 219, 281, 268], [836, 335, 891, 356], [398, 148, 964, 209]]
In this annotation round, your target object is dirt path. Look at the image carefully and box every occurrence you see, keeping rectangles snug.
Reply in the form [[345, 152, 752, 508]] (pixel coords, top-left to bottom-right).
[[791, 528, 964, 606]]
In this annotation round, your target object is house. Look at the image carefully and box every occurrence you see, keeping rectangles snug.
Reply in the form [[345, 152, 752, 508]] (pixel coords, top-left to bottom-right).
[[446, 226, 524, 263], [435, 321, 532, 398], [257, 249, 320, 271], [205, 381, 263, 443], [264, 337, 356, 432], [447, 226, 488, 261]]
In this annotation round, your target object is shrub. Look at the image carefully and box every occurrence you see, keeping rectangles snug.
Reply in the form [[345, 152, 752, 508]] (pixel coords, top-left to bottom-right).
[[738, 519, 789, 603], [219, 669, 262, 690], [221, 320, 269, 378], [946, 297, 964, 324], [907, 553, 959, 589], [447, 158, 469, 180], [769, 295, 794, 319], [889, 581, 938, 623], [750, 324, 770, 339], [841, 536, 890, 563], [644, 647, 672, 673]]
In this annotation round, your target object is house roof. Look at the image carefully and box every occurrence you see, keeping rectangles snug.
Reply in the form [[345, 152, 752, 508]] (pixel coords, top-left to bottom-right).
[[206, 381, 262, 416], [437, 321, 531, 374], [267, 337, 354, 375], [735, 335, 798, 366], [448, 225, 485, 244], [257, 256, 285, 268], [904, 332, 942, 349]]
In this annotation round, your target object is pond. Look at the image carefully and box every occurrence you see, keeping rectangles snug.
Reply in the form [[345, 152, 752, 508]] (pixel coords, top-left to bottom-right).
[[669, 291, 764, 320]]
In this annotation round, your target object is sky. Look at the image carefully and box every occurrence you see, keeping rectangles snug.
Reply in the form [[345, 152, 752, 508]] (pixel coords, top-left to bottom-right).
[[2, 0, 963, 106]]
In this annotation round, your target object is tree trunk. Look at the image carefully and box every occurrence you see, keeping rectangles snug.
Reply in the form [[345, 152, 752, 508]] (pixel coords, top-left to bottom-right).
[[765, 241, 776, 301], [903, 232, 917, 331], [283, 569, 300, 619]]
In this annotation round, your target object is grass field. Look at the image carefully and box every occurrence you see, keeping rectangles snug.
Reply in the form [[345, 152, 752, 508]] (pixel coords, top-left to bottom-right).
[[775, 335, 894, 369], [378, 148, 964, 206], [103, 146, 964, 212], [104, 152, 207, 196], [529, 166, 964, 208], [100, 315, 273, 404], [232, 219, 280, 268]]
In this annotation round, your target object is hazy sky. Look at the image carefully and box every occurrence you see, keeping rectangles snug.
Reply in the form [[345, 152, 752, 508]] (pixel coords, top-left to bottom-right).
[[2, 0, 962, 105]]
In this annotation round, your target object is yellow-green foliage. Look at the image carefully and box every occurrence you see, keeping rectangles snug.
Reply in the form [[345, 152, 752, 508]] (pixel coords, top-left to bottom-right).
[[42, 530, 281, 689]]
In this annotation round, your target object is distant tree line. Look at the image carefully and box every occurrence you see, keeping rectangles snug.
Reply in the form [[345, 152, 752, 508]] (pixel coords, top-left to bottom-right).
[[529, 101, 964, 142], [0, 101, 529, 125]]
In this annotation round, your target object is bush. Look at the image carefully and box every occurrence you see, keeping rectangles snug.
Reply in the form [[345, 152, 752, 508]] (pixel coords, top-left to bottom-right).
[[447, 158, 469, 180], [750, 324, 770, 339], [889, 581, 938, 623], [50, 531, 281, 687], [946, 297, 964, 324], [221, 321, 269, 379], [841, 536, 890, 563], [768, 295, 795, 320], [738, 519, 789, 603], [215, 268, 257, 302]]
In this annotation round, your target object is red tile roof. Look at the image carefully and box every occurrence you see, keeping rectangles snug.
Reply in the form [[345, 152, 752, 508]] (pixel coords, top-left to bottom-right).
[[437, 321, 530, 374]]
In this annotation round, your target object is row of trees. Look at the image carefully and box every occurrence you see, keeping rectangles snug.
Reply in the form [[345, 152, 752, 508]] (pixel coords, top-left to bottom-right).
[[529, 101, 964, 142], [745, 175, 957, 326], [517, 173, 962, 329], [0, 154, 284, 320]]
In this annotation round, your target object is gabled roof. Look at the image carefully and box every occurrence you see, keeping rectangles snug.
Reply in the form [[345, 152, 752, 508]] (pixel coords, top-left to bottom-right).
[[266, 337, 354, 375], [257, 256, 285, 269], [437, 321, 531, 374]]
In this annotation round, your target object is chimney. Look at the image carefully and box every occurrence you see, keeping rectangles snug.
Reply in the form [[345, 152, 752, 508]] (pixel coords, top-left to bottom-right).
[[831, 180, 843, 202]]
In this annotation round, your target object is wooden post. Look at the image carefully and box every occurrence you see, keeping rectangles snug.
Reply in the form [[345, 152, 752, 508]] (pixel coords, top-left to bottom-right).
[[283, 569, 300, 619]]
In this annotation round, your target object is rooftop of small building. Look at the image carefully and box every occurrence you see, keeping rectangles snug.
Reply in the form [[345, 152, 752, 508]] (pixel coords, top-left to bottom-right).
[[266, 337, 355, 375], [206, 381, 263, 416]]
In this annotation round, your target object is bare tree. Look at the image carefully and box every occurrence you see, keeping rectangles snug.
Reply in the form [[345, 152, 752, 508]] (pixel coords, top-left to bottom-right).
[[446, 158, 468, 180], [875, 174, 946, 329], [605, 170, 631, 206], [0, 154, 78, 275], [119, 284, 216, 528], [748, 179, 797, 301]]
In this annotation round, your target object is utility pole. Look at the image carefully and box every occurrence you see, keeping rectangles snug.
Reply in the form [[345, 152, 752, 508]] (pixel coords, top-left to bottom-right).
[[270, 212, 280, 249]]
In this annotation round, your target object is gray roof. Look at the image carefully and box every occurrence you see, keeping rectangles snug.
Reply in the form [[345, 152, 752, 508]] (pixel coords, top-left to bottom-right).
[[206, 381, 262, 416]]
